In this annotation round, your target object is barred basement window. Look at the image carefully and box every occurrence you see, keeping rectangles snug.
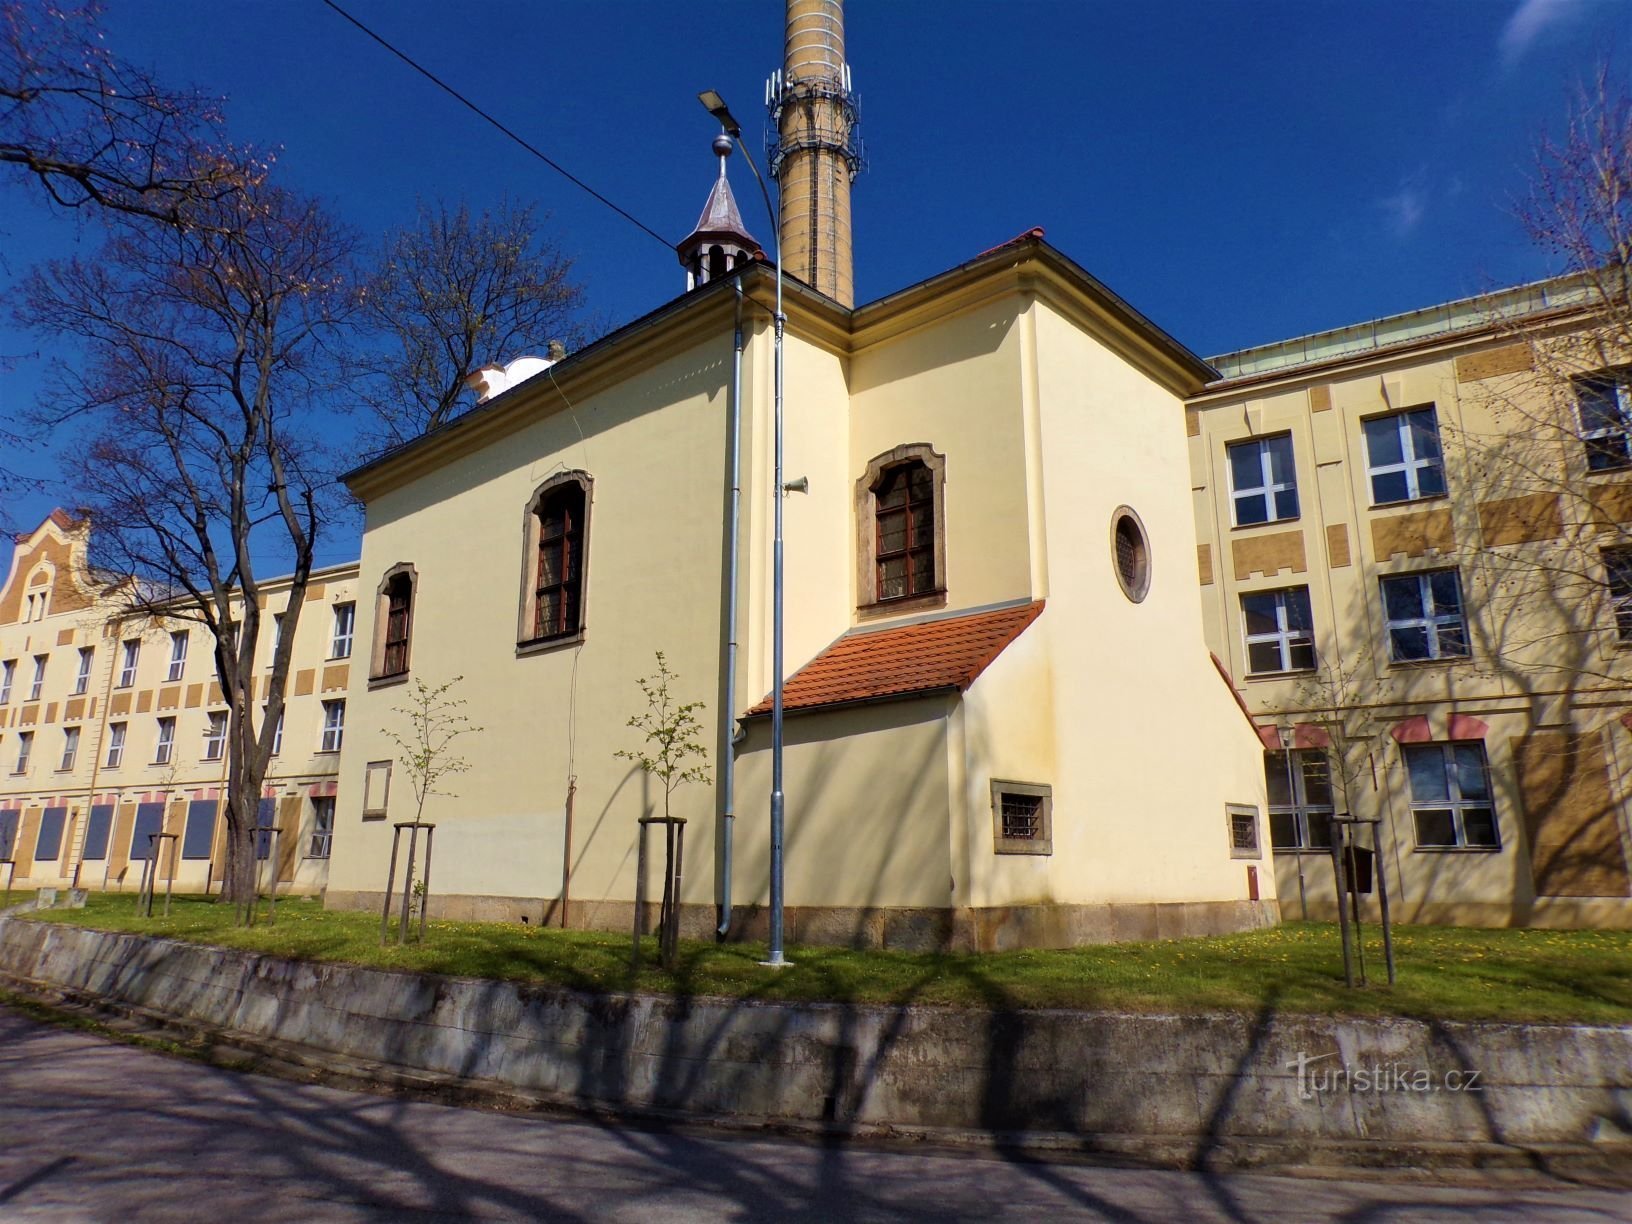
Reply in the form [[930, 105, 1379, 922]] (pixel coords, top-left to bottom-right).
[[991, 780, 1052, 855], [1227, 803, 1261, 859]]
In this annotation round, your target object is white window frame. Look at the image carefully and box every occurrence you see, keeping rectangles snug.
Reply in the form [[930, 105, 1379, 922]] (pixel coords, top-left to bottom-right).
[[331, 602, 355, 660], [1380, 570, 1468, 663], [1227, 433, 1299, 526], [320, 699, 345, 753], [1363, 407, 1444, 505], [73, 647, 94, 696], [1241, 587, 1315, 674], [58, 726, 80, 772], [119, 640, 140, 688], [105, 722, 127, 769], [0, 660, 12, 704], [28, 654, 46, 702], [202, 711, 227, 761], [308, 796, 335, 859], [1574, 371, 1632, 472], [167, 630, 189, 682], [266, 706, 284, 757], [154, 716, 176, 765], [268, 613, 284, 668], [1404, 742, 1500, 850], [14, 731, 32, 774], [1266, 749, 1335, 851]]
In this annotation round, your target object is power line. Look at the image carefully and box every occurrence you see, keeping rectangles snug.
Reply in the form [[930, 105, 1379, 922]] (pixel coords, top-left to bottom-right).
[[320, 0, 676, 252]]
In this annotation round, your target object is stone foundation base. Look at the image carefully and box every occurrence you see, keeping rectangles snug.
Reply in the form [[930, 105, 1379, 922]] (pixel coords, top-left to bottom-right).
[[323, 890, 1281, 952]]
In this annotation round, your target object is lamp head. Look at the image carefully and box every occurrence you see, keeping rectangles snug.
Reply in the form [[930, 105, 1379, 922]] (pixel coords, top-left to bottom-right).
[[697, 90, 742, 137]]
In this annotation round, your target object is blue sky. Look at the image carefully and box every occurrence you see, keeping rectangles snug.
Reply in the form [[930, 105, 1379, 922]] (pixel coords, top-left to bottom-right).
[[2, 0, 1628, 550]]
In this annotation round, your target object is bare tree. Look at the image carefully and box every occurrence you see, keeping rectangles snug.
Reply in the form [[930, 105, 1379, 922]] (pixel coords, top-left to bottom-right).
[[16, 180, 356, 917], [1, 0, 249, 225], [352, 198, 586, 446]]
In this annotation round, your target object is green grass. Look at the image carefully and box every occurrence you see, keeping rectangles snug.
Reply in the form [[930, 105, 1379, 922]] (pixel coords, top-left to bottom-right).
[[20, 893, 1632, 1024]]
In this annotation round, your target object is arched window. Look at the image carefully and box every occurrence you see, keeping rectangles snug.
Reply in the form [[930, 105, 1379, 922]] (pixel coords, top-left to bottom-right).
[[519, 473, 592, 648], [370, 564, 416, 682], [875, 462, 935, 600], [708, 244, 726, 281], [856, 444, 947, 612]]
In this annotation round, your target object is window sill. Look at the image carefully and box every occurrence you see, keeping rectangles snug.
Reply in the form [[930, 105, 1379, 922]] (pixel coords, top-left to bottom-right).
[[1244, 667, 1316, 682], [367, 672, 410, 691], [314, 748, 341, 757], [858, 589, 947, 620], [1273, 846, 1334, 855], [1368, 492, 1450, 512], [516, 631, 586, 658], [1412, 845, 1502, 854], [327, 654, 353, 663], [1230, 516, 1301, 533], [994, 840, 1052, 856], [1386, 654, 1470, 670]]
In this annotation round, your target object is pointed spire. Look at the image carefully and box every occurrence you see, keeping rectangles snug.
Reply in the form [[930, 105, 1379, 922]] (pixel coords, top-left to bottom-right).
[[678, 135, 758, 291]]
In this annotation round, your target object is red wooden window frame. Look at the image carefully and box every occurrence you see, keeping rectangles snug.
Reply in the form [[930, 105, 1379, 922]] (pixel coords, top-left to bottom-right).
[[873, 461, 935, 601], [382, 574, 412, 676], [534, 484, 585, 640]]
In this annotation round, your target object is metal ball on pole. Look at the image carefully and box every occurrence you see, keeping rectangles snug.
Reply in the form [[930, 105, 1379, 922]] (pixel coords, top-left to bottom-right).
[[699, 90, 789, 967]]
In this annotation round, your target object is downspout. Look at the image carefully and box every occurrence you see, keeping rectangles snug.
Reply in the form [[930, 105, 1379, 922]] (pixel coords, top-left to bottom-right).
[[719, 276, 747, 936]]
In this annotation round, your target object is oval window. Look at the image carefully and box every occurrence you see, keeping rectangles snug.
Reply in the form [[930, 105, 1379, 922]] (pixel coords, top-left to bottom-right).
[[1111, 507, 1151, 603]]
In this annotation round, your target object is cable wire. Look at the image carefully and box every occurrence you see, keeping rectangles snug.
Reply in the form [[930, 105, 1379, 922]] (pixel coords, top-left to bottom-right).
[[320, 0, 676, 252]]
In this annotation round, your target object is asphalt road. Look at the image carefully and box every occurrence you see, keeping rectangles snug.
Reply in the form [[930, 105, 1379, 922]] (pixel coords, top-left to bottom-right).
[[0, 1006, 1627, 1222]]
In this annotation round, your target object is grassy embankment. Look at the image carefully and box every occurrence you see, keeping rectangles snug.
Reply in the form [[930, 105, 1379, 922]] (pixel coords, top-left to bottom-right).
[[17, 892, 1632, 1023]]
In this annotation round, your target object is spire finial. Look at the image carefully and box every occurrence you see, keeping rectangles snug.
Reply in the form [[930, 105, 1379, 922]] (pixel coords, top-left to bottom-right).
[[713, 133, 734, 179]]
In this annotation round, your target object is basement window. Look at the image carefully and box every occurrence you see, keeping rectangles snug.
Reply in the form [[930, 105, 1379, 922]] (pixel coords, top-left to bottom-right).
[[1227, 803, 1262, 859], [991, 780, 1052, 855]]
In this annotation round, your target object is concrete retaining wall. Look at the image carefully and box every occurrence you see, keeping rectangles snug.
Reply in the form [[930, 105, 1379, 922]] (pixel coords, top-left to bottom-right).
[[2, 915, 1629, 1167]]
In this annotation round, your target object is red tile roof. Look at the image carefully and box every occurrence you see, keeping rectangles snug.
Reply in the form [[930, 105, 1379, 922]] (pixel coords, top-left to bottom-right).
[[748, 601, 1045, 717]]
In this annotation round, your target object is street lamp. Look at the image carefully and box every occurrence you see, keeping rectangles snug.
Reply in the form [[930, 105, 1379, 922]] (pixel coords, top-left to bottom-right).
[[699, 89, 789, 967]]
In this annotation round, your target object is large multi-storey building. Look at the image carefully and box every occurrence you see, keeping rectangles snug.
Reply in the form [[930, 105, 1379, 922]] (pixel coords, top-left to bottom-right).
[[1191, 276, 1632, 928], [0, 511, 360, 896]]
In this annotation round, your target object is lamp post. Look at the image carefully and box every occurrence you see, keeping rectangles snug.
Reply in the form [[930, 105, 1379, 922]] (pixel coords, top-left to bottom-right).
[[699, 90, 789, 967]]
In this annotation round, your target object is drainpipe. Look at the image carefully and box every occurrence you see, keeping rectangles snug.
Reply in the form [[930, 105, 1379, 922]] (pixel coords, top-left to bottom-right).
[[718, 277, 747, 936]]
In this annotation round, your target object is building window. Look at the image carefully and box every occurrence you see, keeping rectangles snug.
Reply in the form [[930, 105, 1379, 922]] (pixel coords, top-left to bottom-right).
[[331, 602, 355, 659], [72, 647, 94, 695], [1604, 547, 1632, 643], [1573, 370, 1632, 472], [990, 780, 1052, 855], [154, 716, 176, 765], [1363, 407, 1445, 505], [309, 796, 335, 859], [14, 731, 32, 774], [1380, 570, 1468, 663], [856, 445, 946, 610], [874, 461, 936, 601], [58, 726, 79, 772], [1267, 749, 1334, 850], [203, 711, 227, 761], [167, 631, 188, 682], [0, 660, 12, 704], [372, 565, 415, 679], [105, 722, 127, 769], [1227, 803, 1261, 859], [269, 612, 285, 667], [1405, 742, 1499, 850], [525, 477, 589, 643], [1241, 587, 1315, 674], [118, 639, 140, 688], [1227, 433, 1299, 526], [320, 699, 345, 753], [1110, 506, 1152, 603], [266, 706, 283, 757], [28, 654, 46, 702]]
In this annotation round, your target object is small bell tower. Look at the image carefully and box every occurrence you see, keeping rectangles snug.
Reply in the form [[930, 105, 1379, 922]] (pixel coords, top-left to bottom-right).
[[678, 134, 757, 291]]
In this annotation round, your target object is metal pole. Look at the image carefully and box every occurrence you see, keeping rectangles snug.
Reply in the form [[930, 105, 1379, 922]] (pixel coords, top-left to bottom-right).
[[164, 834, 176, 918], [380, 824, 401, 946], [1373, 819, 1397, 986], [718, 281, 745, 938], [701, 94, 788, 967]]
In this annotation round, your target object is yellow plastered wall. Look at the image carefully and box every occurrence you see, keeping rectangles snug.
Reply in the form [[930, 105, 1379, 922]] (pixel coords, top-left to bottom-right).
[[328, 333, 736, 914]]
